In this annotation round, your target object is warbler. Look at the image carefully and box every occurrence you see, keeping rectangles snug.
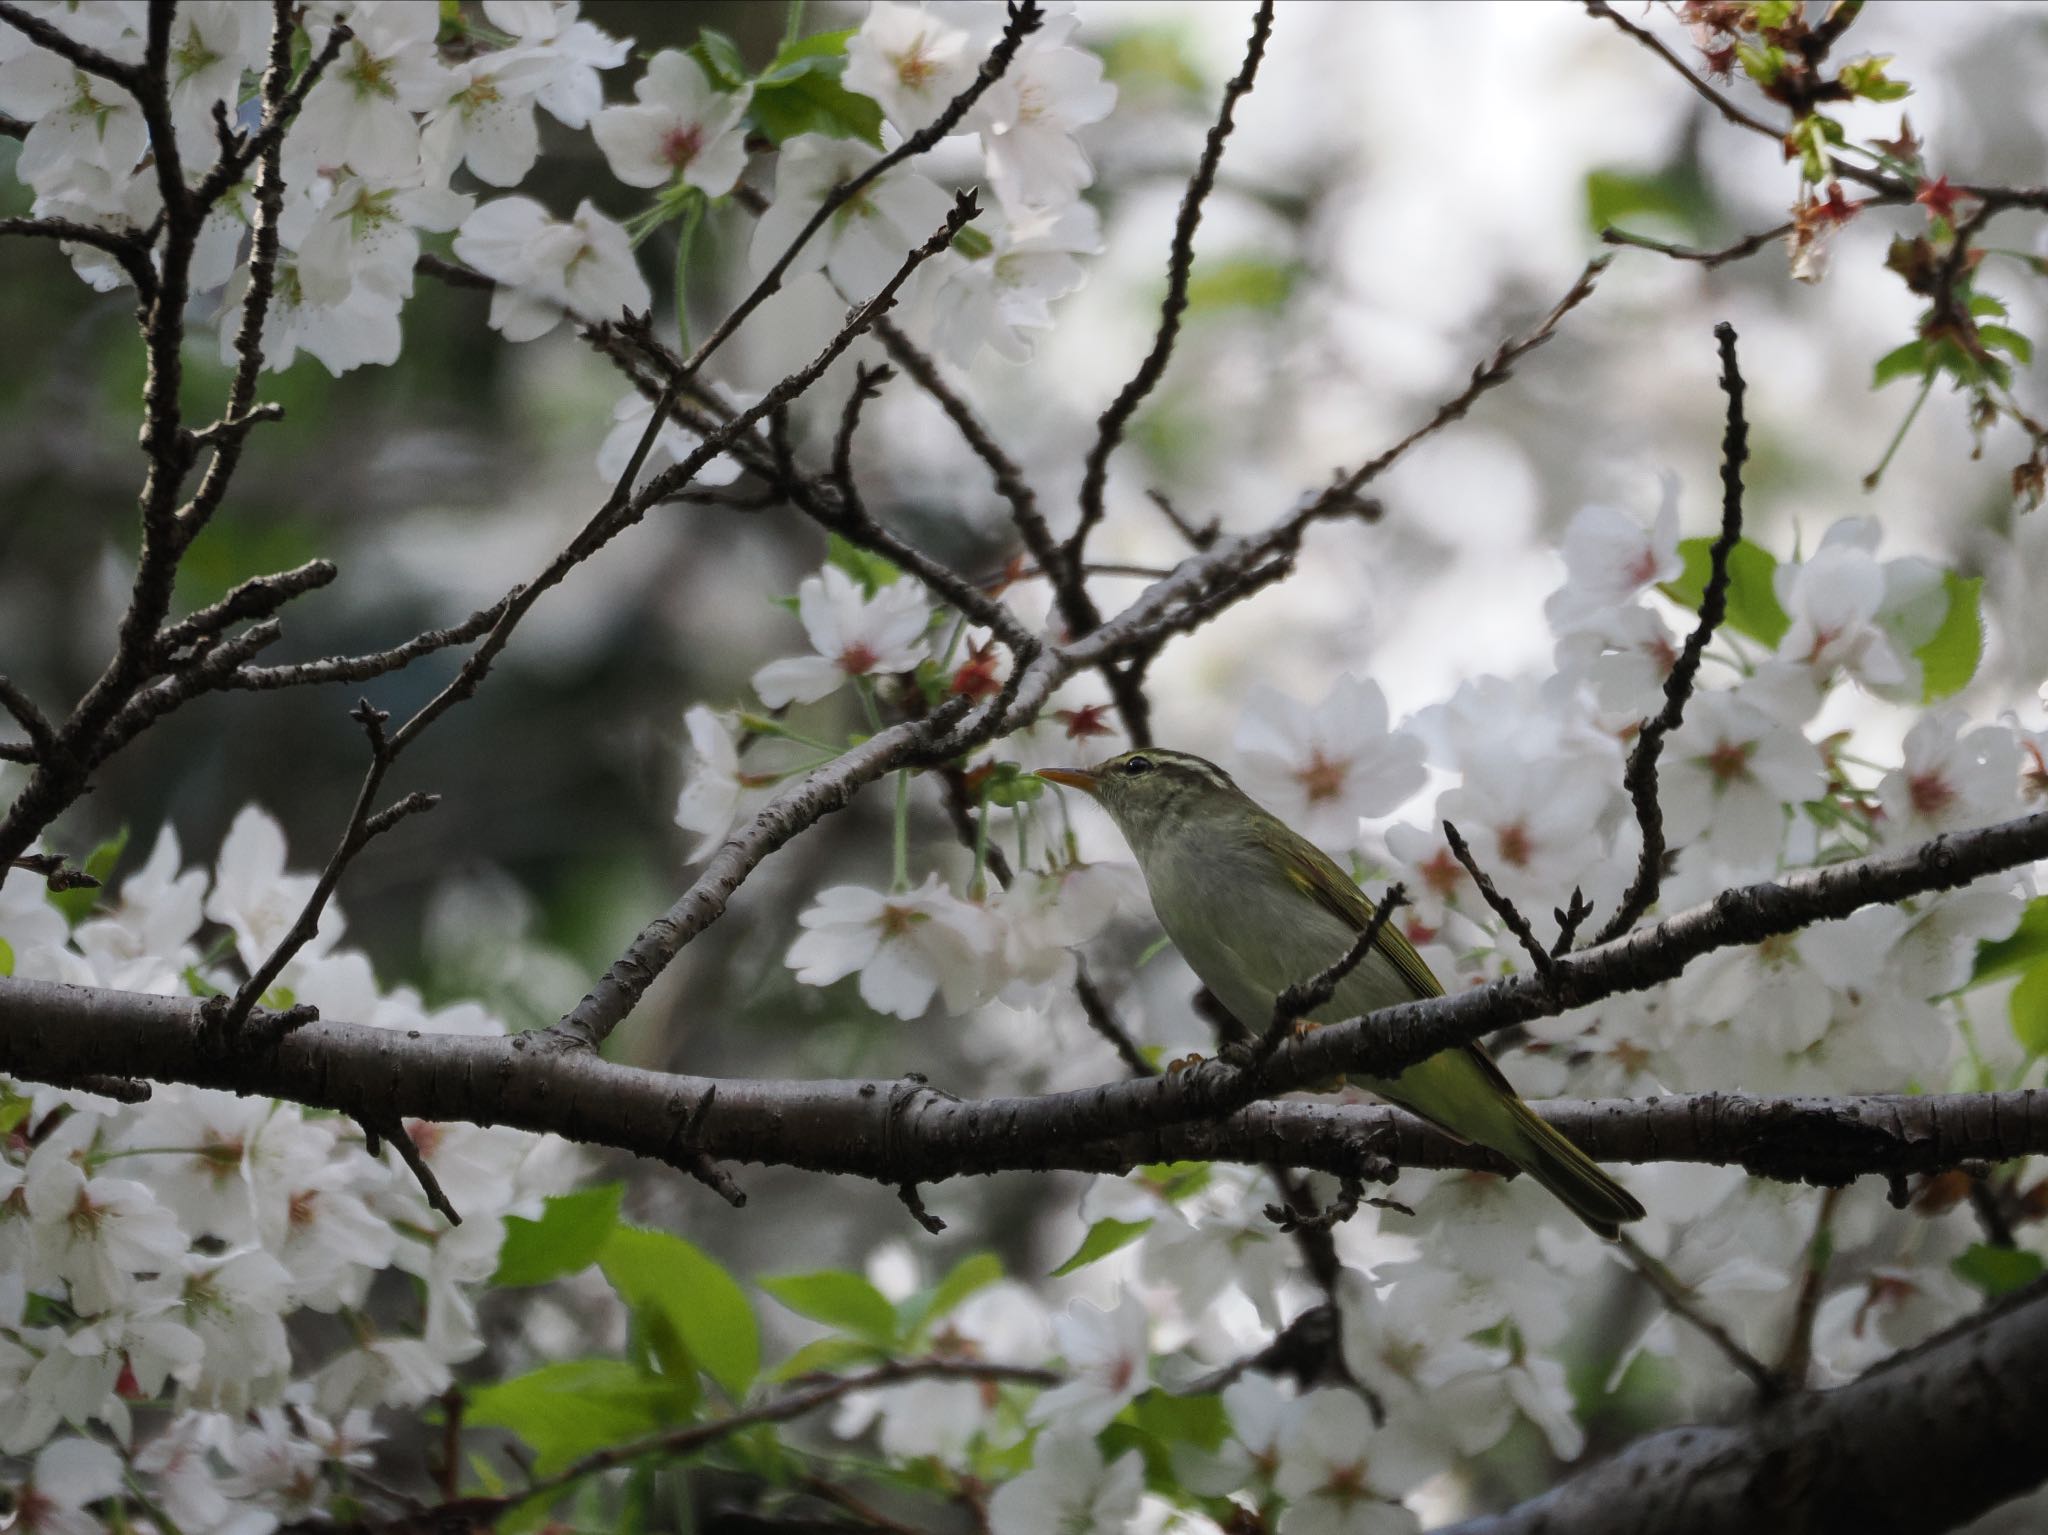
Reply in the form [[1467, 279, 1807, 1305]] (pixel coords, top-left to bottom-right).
[[1037, 748, 1644, 1237]]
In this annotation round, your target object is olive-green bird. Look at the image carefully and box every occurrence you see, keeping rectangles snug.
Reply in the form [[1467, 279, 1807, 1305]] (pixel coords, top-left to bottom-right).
[[1037, 748, 1644, 1238]]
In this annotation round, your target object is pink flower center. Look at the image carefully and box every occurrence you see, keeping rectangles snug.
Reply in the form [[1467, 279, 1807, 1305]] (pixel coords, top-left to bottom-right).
[[1294, 749, 1348, 804], [1706, 738, 1754, 785], [1908, 771, 1956, 818], [1628, 546, 1663, 585], [1497, 823, 1532, 868], [837, 641, 880, 676], [661, 123, 704, 168], [1418, 847, 1463, 896]]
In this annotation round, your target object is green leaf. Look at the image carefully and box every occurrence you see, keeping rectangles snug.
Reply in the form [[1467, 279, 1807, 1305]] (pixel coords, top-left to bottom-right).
[[1657, 537, 1790, 648], [1838, 54, 1910, 102], [1050, 1217, 1152, 1278], [1970, 896, 2048, 987], [826, 532, 902, 593], [760, 1270, 899, 1346], [47, 826, 129, 926], [1980, 324, 2033, 365], [689, 28, 749, 91], [493, 1184, 624, 1287], [952, 224, 995, 261], [467, 1359, 700, 1476], [0, 936, 11, 978], [749, 34, 881, 147], [1185, 257, 1297, 314], [1952, 1242, 2044, 1297], [1131, 1389, 1228, 1450], [1136, 1161, 1213, 1203], [1914, 572, 1982, 703], [771, 1334, 890, 1381], [906, 1251, 1003, 1333], [1872, 339, 1930, 388], [1584, 166, 1702, 236], [2011, 960, 2048, 1056], [1968, 293, 2010, 319], [601, 1226, 760, 1400], [0, 1086, 30, 1136]]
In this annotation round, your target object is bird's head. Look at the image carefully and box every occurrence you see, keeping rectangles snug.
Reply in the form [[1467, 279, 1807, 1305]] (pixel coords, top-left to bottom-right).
[[1035, 748, 1248, 851]]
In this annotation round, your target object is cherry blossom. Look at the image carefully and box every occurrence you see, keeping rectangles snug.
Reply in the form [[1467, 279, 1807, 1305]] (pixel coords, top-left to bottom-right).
[[293, 2, 452, 182], [1273, 1389, 1425, 1535], [751, 563, 933, 708], [921, 200, 1104, 364], [786, 874, 999, 1018], [970, 16, 1117, 215], [1028, 1291, 1151, 1434], [988, 1432, 1144, 1535], [480, 1, 629, 129], [1543, 482, 1683, 634], [844, 1, 980, 133], [452, 197, 652, 341], [205, 805, 340, 975], [596, 388, 744, 494], [1234, 675, 1427, 852], [749, 134, 957, 301], [592, 49, 751, 194], [1875, 709, 2021, 843], [12, 1436, 125, 1535], [1660, 688, 1824, 870], [21, 1134, 186, 1318], [674, 704, 773, 863]]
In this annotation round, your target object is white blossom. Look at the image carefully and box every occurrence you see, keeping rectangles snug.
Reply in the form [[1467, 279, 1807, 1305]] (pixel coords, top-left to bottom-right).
[[293, 2, 452, 182], [592, 49, 750, 193], [844, 2, 979, 133], [749, 134, 956, 301], [1273, 1389, 1424, 1535], [453, 197, 651, 341], [13, 1436, 125, 1535], [1234, 675, 1427, 852], [1028, 1291, 1150, 1434], [479, 1, 629, 128], [988, 1433, 1143, 1535], [786, 875, 998, 1018], [1661, 689, 1824, 870], [1544, 482, 1683, 634], [752, 564, 932, 708], [970, 18, 1116, 214]]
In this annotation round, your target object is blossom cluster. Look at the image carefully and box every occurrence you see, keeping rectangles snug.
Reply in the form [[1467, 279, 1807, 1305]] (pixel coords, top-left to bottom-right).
[[662, 485, 2048, 1529], [1, 809, 573, 1532], [0, 0, 1112, 393]]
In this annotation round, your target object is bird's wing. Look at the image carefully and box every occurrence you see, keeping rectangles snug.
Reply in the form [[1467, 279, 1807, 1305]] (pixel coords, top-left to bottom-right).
[[1253, 813, 1444, 1000]]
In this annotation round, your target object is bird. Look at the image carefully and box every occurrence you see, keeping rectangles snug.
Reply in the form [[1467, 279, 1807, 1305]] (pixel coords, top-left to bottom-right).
[[1036, 747, 1645, 1238]]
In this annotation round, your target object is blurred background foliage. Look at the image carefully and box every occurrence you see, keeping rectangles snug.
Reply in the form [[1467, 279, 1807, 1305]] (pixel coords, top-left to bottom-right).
[[4, 2, 2048, 1428]]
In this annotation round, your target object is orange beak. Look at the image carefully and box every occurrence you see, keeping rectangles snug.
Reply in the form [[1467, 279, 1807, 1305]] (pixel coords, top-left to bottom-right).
[[1034, 766, 1102, 796]]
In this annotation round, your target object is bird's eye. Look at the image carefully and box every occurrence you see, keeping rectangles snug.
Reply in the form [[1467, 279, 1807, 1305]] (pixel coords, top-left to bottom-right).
[[1120, 755, 1153, 776]]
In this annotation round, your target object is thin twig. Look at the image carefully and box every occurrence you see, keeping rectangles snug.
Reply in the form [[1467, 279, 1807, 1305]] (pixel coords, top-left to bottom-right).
[[1615, 1231, 1776, 1394], [157, 559, 337, 654], [897, 1181, 945, 1233], [1253, 884, 1406, 1065], [0, 676, 56, 760], [1769, 1187, 1840, 1397], [1590, 322, 1748, 946], [1602, 221, 1795, 267], [1443, 822, 1554, 976], [222, 601, 511, 692], [362, 1113, 463, 1225], [673, 2, 1042, 387], [1070, 0, 1274, 566], [1303, 257, 1610, 517], [1074, 961, 1156, 1078]]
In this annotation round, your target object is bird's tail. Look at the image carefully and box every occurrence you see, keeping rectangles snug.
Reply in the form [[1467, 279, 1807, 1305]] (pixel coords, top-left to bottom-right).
[[1375, 1046, 1646, 1238], [1492, 1092, 1645, 1239]]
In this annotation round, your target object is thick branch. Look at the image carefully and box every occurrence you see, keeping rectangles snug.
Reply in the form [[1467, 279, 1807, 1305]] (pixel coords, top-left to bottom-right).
[[1445, 1278, 2048, 1535], [8, 975, 2048, 1195]]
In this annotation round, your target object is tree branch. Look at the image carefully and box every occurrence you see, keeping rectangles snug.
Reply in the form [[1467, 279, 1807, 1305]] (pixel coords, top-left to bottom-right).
[[10, 973, 2048, 1198], [1444, 1278, 2048, 1535]]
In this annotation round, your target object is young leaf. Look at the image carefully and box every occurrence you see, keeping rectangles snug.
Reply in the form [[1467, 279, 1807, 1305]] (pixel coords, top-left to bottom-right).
[[493, 1183, 625, 1287], [827, 532, 902, 592], [1872, 339, 1930, 389], [1953, 1241, 2045, 1297], [601, 1227, 761, 1400], [771, 1334, 891, 1381], [1050, 1217, 1153, 1277], [1658, 537, 1791, 648], [903, 1251, 1004, 1335], [749, 32, 881, 147], [690, 27, 749, 91], [2011, 960, 2048, 1057], [1914, 572, 1982, 703], [1970, 896, 2048, 987], [466, 1359, 700, 1476], [760, 1270, 900, 1346]]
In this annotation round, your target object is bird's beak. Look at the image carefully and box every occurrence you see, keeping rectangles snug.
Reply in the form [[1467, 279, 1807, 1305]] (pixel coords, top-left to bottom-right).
[[1034, 766, 1102, 797]]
